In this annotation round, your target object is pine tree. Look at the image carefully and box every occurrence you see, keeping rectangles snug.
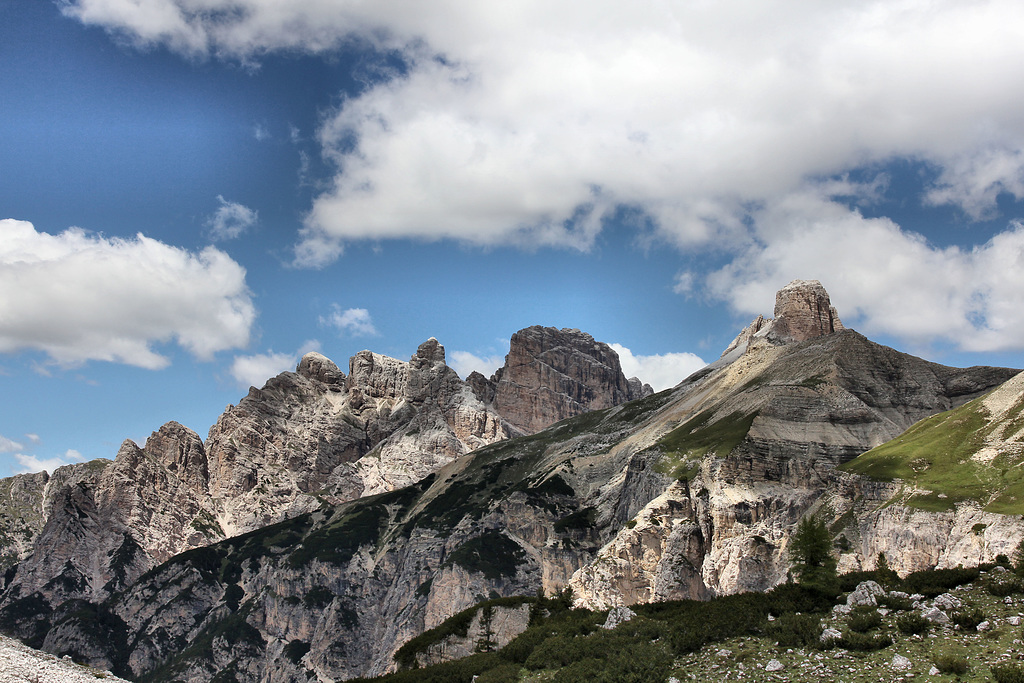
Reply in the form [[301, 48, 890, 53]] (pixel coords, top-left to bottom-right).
[[875, 552, 898, 587], [474, 605, 495, 653], [788, 515, 838, 593]]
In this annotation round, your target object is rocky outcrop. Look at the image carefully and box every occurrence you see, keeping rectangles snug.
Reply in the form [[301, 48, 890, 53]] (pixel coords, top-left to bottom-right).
[[720, 279, 844, 359], [768, 279, 844, 344], [481, 326, 653, 433], [0, 471, 49, 571]]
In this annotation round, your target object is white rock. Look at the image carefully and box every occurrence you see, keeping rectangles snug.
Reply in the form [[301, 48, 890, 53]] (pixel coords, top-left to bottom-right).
[[1009, 616, 1022, 626], [821, 628, 842, 643], [921, 607, 950, 625], [977, 620, 992, 632], [601, 605, 636, 630], [933, 593, 962, 610], [765, 659, 784, 672], [891, 654, 912, 670], [847, 580, 886, 607]]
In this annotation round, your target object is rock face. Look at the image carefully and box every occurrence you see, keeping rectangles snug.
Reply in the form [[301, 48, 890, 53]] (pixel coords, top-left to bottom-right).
[[0, 328, 649, 636], [480, 326, 653, 433], [768, 279, 844, 344]]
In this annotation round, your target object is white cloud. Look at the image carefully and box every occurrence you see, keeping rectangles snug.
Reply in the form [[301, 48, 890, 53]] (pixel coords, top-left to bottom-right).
[[206, 195, 257, 241], [15, 449, 86, 475], [319, 305, 378, 337], [58, 1, 1024, 352], [24, 433, 41, 444], [229, 339, 321, 388], [0, 435, 23, 453], [62, 1, 1024, 265], [0, 219, 255, 369], [703, 187, 1024, 353], [449, 350, 506, 380], [610, 343, 706, 392]]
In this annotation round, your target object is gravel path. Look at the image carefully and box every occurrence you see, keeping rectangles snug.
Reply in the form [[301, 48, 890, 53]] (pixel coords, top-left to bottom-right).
[[0, 635, 130, 683]]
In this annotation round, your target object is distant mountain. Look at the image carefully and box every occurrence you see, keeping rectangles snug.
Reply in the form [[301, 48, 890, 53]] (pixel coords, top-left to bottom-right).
[[2, 280, 1018, 682], [0, 327, 651, 615]]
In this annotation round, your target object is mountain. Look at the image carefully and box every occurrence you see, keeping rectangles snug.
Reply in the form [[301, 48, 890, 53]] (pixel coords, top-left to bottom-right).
[[0, 328, 650, 614], [840, 368, 1024, 514], [2, 279, 1018, 682]]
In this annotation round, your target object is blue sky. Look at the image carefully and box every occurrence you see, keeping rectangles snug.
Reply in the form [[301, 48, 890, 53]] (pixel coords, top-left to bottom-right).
[[3, 0, 1024, 475]]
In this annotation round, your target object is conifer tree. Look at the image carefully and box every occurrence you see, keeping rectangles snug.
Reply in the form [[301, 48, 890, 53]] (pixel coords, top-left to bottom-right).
[[788, 515, 838, 593]]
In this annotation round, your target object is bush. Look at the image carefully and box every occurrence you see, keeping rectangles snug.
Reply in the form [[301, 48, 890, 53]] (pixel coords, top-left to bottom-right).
[[933, 649, 969, 675], [896, 612, 930, 635], [877, 593, 912, 611], [836, 631, 892, 651], [952, 607, 985, 630], [847, 606, 883, 633], [993, 662, 1024, 683], [766, 613, 822, 648], [988, 578, 1024, 597]]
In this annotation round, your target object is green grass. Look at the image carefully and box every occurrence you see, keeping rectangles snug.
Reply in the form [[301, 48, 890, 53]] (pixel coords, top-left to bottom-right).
[[841, 393, 1024, 513], [654, 410, 757, 479]]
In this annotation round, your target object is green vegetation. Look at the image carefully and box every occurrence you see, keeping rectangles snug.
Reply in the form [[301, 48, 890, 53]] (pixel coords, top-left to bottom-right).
[[654, 410, 757, 480], [788, 515, 838, 593], [841, 392, 1024, 513], [442, 530, 526, 580], [355, 561, 1024, 683]]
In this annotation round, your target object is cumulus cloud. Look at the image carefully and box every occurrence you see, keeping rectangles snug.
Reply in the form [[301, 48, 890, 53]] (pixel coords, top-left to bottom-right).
[[15, 449, 86, 475], [60, 1, 1024, 264], [206, 195, 257, 241], [449, 350, 506, 380], [229, 340, 320, 388], [0, 219, 255, 369], [319, 306, 378, 337], [704, 187, 1024, 353], [59, 2, 1024, 352], [610, 344, 706, 392]]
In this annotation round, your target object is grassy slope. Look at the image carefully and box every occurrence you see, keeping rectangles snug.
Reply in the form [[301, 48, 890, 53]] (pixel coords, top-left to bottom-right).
[[840, 390, 1024, 514]]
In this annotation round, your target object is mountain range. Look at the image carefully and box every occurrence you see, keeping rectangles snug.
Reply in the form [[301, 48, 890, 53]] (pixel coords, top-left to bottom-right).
[[1, 279, 1021, 682]]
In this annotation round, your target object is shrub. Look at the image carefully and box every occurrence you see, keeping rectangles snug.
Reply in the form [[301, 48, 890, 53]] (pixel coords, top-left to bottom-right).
[[766, 613, 822, 648], [896, 612, 930, 635], [952, 607, 985, 630], [993, 662, 1024, 683], [988, 578, 1024, 597], [878, 593, 913, 611], [836, 631, 892, 651], [848, 606, 883, 633], [933, 649, 969, 675]]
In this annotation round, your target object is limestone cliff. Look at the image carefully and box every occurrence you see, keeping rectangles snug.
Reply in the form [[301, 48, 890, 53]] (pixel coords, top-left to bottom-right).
[[478, 326, 653, 433]]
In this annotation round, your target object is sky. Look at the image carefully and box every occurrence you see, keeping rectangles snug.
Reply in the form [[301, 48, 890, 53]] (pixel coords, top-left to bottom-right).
[[3, 0, 1024, 476]]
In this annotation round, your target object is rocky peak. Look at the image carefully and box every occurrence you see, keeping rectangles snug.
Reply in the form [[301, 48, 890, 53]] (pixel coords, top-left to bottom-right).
[[347, 350, 409, 400], [296, 351, 345, 386], [768, 279, 844, 344], [721, 280, 845, 359], [487, 326, 652, 433], [142, 422, 209, 496], [411, 337, 446, 369]]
